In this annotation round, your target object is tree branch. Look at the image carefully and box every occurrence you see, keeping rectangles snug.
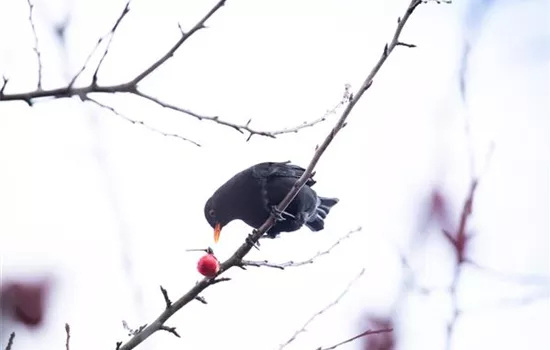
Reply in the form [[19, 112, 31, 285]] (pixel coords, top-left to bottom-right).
[[114, 1, 427, 349], [65, 323, 71, 350], [26, 0, 43, 90], [279, 268, 366, 349], [3, 332, 15, 350], [316, 328, 394, 350], [1, 0, 333, 142], [241, 226, 361, 269]]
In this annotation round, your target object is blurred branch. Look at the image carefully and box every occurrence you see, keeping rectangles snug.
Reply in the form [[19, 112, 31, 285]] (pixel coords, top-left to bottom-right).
[[65, 323, 71, 350], [241, 226, 361, 269], [1, 0, 330, 142], [26, 0, 43, 90], [465, 260, 550, 287], [316, 328, 394, 350], [4, 332, 15, 350], [113, 1, 428, 349], [279, 268, 366, 350]]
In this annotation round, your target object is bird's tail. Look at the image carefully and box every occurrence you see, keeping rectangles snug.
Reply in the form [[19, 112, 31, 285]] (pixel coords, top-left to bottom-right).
[[305, 196, 339, 232]]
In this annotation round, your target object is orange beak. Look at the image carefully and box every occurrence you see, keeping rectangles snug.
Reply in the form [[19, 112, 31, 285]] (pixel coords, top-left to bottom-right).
[[213, 223, 222, 243]]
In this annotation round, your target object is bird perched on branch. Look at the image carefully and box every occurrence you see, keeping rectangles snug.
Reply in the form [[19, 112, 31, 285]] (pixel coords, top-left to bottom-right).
[[204, 161, 339, 243]]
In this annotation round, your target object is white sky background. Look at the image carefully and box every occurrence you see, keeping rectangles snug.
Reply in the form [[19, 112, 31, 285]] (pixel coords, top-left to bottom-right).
[[0, 0, 548, 349]]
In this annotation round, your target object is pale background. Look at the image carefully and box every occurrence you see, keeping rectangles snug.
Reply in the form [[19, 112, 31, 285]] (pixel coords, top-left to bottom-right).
[[0, 0, 548, 349]]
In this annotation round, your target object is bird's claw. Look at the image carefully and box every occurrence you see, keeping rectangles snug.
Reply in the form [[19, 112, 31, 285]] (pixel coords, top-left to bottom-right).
[[271, 206, 295, 221]]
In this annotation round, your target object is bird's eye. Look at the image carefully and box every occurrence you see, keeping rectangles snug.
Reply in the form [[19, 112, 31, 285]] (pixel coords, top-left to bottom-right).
[[208, 209, 216, 217]]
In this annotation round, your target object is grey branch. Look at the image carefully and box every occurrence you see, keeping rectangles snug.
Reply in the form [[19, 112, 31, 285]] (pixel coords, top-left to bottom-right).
[[26, 0, 43, 90], [86, 97, 202, 146], [242, 226, 361, 269], [316, 328, 394, 350], [4, 332, 15, 350], [114, 1, 428, 349], [279, 268, 366, 350], [65, 323, 71, 350]]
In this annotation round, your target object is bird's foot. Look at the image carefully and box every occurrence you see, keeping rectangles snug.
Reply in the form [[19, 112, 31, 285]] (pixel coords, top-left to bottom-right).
[[270, 206, 295, 221]]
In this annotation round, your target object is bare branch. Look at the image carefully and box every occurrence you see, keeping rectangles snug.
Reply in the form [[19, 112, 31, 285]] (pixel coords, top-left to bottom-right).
[[134, 89, 332, 141], [316, 328, 394, 350], [69, 1, 132, 88], [86, 97, 202, 146], [26, 0, 43, 89], [279, 268, 366, 349], [130, 0, 226, 85], [113, 2, 428, 349], [65, 323, 71, 350], [92, 1, 131, 85], [4, 332, 15, 350], [242, 226, 361, 269]]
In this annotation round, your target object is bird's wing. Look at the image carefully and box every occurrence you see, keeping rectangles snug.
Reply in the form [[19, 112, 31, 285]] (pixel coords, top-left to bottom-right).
[[251, 161, 317, 186]]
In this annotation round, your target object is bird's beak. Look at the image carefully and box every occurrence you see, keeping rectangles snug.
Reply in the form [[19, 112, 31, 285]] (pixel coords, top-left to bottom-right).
[[213, 223, 222, 243]]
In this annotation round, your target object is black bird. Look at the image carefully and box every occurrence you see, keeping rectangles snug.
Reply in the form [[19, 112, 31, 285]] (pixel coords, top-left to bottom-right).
[[204, 161, 339, 243]]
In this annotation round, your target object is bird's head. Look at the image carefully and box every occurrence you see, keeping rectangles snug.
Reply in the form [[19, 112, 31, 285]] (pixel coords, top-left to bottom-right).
[[204, 197, 231, 243]]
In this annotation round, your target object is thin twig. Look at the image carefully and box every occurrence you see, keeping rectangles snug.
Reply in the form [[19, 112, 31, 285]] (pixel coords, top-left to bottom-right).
[[26, 0, 43, 89], [68, 1, 132, 88], [279, 268, 366, 349], [316, 328, 394, 350], [4, 333, 15, 350], [92, 1, 131, 85], [86, 97, 202, 146], [114, 2, 427, 349], [242, 227, 361, 269], [134, 89, 330, 140], [65, 323, 71, 350]]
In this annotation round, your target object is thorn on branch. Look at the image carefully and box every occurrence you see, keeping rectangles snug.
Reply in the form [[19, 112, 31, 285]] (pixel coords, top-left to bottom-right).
[[211, 277, 231, 285], [195, 296, 208, 304], [396, 41, 417, 48], [159, 325, 181, 338], [160, 286, 172, 308], [0, 76, 9, 95]]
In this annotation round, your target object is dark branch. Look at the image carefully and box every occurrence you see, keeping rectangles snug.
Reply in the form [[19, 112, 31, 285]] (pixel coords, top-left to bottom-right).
[[4, 332, 15, 350], [65, 323, 71, 350]]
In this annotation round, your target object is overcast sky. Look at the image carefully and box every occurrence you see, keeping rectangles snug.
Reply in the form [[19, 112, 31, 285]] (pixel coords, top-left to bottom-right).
[[1, 0, 548, 349]]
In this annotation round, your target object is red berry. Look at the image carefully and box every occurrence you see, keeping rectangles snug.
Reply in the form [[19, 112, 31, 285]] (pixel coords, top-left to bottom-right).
[[197, 254, 220, 278]]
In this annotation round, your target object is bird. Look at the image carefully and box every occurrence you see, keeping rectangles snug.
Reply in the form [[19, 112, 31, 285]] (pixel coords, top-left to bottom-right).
[[204, 161, 339, 243]]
